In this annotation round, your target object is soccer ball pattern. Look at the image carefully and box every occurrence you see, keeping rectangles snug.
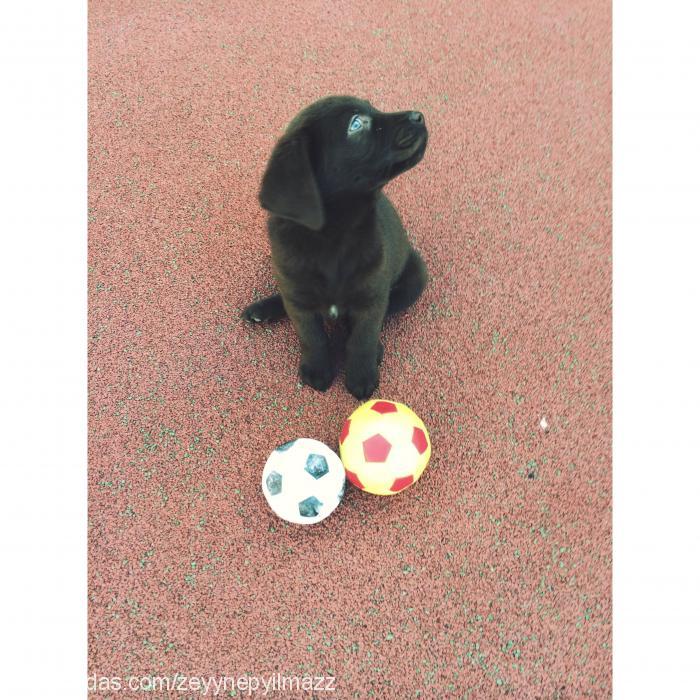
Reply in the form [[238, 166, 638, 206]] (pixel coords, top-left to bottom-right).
[[339, 400, 431, 495], [261, 438, 346, 525]]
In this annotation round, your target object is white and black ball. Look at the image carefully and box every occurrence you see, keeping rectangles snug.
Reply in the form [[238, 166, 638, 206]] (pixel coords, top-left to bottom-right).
[[261, 438, 346, 525]]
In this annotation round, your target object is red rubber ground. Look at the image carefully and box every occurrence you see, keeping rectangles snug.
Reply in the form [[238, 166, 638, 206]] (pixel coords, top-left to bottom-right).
[[88, 1, 611, 696]]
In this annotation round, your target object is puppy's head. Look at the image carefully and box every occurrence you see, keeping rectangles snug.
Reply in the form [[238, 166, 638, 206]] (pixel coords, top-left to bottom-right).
[[259, 96, 428, 230]]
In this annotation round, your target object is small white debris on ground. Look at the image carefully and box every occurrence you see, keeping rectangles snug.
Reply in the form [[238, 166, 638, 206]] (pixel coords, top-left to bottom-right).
[[539, 416, 549, 431]]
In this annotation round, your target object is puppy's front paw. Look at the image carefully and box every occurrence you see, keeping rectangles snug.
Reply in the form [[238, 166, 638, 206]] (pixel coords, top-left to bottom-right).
[[299, 356, 335, 392], [242, 295, 286, 323], [345, 364, 379, 400]]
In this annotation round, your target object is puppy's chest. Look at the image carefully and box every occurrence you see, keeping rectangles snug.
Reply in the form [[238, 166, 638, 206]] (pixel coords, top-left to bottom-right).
[[288, 236, 381, 311], [323, 246, 362, 293], [318, 248, 372, 303]]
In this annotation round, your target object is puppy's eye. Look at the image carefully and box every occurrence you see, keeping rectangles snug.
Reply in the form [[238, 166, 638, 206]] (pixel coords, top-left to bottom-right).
[[348, 115, 364, 134]]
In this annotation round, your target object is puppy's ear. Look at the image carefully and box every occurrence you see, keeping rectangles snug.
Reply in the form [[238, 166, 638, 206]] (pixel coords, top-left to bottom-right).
[[259, 129, 324, 231]]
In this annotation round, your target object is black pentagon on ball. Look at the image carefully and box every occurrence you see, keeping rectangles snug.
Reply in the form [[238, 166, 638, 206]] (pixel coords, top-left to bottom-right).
[[305, 453, 329, 479], [298, 496, 323, 518], [275, 439, 297, 452], [266, 471, 283, 495]]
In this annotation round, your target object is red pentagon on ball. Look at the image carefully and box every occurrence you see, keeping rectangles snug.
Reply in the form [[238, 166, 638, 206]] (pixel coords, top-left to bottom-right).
[[345, 469, 364, 490], [371, 400, 398, 414], [362, 433, 392, 462], [390, 474, 415, 492], [339, 419, 351, 445], [412, 427, 428, 454]]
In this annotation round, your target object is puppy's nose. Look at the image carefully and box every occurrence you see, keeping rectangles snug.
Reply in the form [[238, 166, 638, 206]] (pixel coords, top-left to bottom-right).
[[408, 111, 424, 124]]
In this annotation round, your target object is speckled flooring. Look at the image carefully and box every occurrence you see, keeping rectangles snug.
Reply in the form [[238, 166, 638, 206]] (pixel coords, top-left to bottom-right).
[[88, 1, 611, 696]]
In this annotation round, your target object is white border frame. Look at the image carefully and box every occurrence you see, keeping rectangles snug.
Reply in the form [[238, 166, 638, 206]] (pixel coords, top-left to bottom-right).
[[1, 2, 87, 698], [614, 1, 700, 697]]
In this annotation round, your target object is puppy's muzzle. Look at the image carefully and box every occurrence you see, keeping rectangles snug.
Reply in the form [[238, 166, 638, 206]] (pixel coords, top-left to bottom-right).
[[394, 111, 426, 150]]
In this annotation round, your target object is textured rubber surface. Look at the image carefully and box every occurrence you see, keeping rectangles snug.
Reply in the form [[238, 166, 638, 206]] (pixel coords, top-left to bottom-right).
[[89, 1, 611, 696]]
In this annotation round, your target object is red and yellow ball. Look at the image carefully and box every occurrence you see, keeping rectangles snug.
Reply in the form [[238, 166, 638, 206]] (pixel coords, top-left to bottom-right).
[[339, 399, 431, 495]]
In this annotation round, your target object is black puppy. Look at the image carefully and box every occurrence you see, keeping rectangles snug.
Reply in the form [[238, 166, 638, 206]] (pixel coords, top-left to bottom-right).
[[243, 96, 428, 400]]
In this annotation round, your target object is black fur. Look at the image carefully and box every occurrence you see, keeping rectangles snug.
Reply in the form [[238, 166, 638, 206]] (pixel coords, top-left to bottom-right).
[[243, 96, 428, 399]]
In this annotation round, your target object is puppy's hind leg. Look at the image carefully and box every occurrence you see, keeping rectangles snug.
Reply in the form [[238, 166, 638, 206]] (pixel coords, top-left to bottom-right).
[[242, 294, 287, 323], [387, 250, 427, 316]]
